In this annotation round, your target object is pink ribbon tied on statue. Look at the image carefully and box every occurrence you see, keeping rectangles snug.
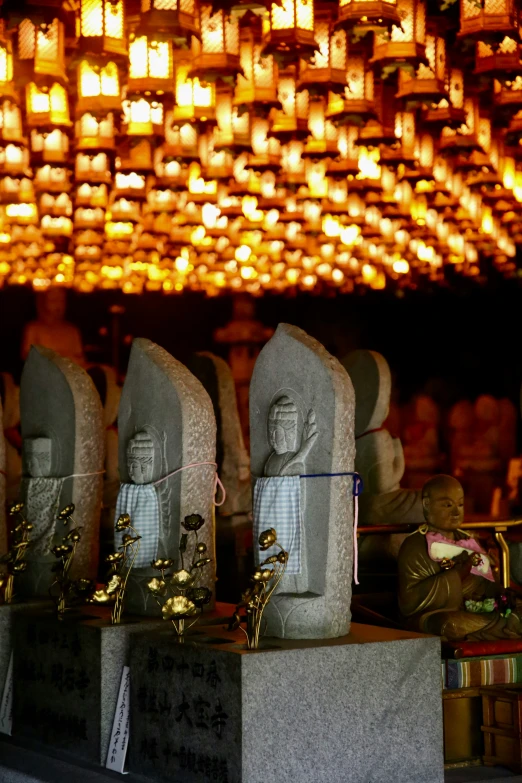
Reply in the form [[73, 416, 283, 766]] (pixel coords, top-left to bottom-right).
[[426, 531, 495, 582]]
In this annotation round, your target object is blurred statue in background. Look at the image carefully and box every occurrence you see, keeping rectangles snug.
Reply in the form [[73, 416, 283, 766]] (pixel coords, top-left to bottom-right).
[[21, 287, 85, 366]]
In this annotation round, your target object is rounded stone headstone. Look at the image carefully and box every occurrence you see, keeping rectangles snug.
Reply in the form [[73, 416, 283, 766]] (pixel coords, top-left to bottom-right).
[[342, 349, 391, 437], [20, 346, 105, 596], [117, 338, 217, 615], [250, 323, 356, 640]]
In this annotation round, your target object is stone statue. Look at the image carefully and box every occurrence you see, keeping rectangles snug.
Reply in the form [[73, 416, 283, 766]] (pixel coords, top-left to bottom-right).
[[398, 474, 522, 641], [116, 338, 217, 616], [19, 346, 104, 596], [0, 372, 22, 503], [250, 323, 356, 640], [342, 350, 422, 527], [188, 352, 251, 518], [21, 287, 85, 366]]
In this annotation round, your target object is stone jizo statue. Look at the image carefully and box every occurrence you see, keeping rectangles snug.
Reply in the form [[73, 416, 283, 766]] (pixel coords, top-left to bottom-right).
[[251, 323, 356, 640], [342, 350, 422, 527], [398, 474, 522, 641]]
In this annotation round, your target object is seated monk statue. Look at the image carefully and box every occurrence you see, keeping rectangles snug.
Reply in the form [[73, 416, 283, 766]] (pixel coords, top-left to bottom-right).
[[21, 287, 85, 367], [398, 474, 522, 641]]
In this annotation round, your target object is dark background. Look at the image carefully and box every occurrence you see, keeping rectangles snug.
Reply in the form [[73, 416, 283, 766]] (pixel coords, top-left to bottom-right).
[[1, 279, 521, 412]]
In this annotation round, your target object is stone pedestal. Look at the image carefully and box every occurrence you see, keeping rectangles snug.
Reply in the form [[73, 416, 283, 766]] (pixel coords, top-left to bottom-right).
[[12, 611, 164, 766], [129, 623, 444, 783], [0, 602, 50, 693]]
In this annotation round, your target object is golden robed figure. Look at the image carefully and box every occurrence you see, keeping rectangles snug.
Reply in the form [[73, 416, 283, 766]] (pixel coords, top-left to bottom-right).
[[398, 474, 522, 642]]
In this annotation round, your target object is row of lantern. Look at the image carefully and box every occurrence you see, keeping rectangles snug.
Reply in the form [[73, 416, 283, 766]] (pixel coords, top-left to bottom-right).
[[0, 0, 520, 294]]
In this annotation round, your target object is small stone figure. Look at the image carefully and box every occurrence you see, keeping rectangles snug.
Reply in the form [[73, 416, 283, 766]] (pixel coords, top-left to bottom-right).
[[398, 474, 522, 641], [343, 350, 422, 527]]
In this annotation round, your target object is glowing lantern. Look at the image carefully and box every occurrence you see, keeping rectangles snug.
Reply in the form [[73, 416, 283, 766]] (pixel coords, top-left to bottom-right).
[[173, 63, 215, 125], [397, 22, 447, 105], [371, 0, 426, 74], [0, 143, 29, 175], [270, 71, 309, 140], [298, 10, 347, 95], [190, 6, 241, 83], [78, 0, 126, 56], [122, 97, 164, 136], [475, 36, 522, 78], [337, 0, 400, 37], [235, 22, 279, 114], [76, 113, 115, 152], [77, 60, 120, 114], [15, 17, 65, 83], [140, 0, 198, 43], [494, 75, 522, 115], [128, 34, 173, 93], [0, 22, 15, 100], [0, 101, 23, 144], [459, 0, 518, 42], [327, 47, 375, 125], [75, 151, 112, 184], [303, 100, 339, 158], [262, 0, 317, 66], [381, 111, 416, 167], [31, 128, 69, 162], [423, 67, 465, 130], [25, 82, 70, 127]]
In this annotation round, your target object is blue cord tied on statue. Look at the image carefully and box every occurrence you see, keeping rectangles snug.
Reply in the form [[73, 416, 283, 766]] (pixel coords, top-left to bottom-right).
[[253, 471, 363, 582]]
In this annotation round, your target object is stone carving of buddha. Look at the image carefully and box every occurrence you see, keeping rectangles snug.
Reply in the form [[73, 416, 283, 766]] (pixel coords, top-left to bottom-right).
[[264, 396, 318, 478]]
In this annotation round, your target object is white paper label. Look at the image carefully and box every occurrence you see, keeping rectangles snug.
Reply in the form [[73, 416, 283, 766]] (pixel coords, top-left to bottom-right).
[[0, 650, 13, 736], [106, 665, 131, 774]]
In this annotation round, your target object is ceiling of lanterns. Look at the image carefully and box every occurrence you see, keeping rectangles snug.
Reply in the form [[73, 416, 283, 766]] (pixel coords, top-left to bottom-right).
[[0, 0, 520, 295]]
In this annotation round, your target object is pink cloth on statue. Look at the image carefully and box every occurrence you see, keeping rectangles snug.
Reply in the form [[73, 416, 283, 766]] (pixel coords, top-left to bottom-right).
[[426, 531, 495, 582]]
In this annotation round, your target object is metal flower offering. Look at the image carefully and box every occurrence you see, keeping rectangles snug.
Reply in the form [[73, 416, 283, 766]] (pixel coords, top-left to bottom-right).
[[49, 504, 94, 615], [229, 528, 288, 650], [0, 502, 32, 604], [146, 513, 212, 639], [89, 513, 141, 624]]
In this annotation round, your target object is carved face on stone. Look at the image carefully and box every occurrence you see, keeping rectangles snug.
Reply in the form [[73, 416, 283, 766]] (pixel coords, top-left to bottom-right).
[[422, 474, 464, 532], [268, 396, 298, 455], [127, 431, 155, 485], [24, 437, 53, 478]]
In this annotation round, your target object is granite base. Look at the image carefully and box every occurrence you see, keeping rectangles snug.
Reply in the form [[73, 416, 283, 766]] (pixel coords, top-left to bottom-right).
[[0, 602, 50, 694], [129, 623, 444, 783], [12, 611, 163, 766]]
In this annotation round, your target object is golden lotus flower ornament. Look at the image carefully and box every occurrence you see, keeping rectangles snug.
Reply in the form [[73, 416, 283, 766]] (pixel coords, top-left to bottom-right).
[[146, 513, 213, 639], [0, 501, 32, 604], [49, 504, 95, 615], [229, 528, 289, 650], [88, 514, 142, 624]]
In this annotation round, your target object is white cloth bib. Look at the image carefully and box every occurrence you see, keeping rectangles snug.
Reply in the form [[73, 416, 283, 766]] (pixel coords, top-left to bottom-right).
[[253, 476, 302, 575], [115, 483, 159, 568]]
